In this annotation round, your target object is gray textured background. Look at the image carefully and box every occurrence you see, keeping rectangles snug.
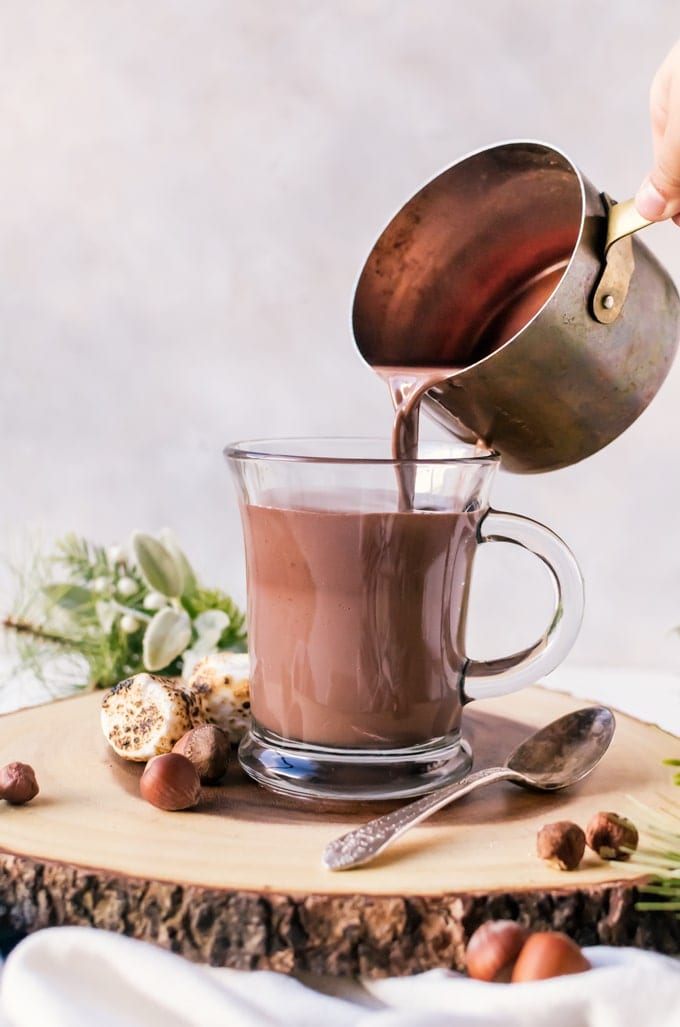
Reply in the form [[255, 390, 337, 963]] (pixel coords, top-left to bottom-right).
[[2, 1, 680, 674]]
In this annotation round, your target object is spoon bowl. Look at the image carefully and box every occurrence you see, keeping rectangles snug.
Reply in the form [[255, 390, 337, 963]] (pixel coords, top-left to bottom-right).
[[504, 705, 616, 789], [322, 705, 615, 871]]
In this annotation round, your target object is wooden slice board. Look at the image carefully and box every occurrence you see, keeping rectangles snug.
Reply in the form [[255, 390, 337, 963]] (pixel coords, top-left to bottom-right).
[[0, 685, 678, 976]]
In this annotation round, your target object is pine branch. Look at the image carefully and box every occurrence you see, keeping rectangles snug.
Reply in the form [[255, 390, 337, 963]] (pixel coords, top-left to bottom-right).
[[631, 795, 680, 909], [3, 615, 68, 643]]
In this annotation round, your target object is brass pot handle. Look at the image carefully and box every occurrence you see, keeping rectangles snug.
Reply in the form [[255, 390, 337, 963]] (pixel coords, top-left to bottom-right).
[[592, 196, 654, 324], [605, 196, 653, 254]]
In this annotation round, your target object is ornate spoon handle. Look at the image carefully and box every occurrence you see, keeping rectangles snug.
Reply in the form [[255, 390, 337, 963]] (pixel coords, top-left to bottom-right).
[[322, 765, 518, 871]]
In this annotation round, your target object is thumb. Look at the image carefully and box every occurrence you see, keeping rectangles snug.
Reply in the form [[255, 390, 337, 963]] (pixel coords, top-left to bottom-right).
[[637, 147, 680, 222], [635, 172, 680, 222], [636, 47, 680, 221]]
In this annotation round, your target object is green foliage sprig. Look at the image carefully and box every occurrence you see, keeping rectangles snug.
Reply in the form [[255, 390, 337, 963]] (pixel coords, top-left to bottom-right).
[[3, 530, 246, 689], [628, 786, 680, 914]]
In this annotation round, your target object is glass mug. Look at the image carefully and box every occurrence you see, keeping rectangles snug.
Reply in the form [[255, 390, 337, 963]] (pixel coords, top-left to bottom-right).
[[225, 438, 584, 801]]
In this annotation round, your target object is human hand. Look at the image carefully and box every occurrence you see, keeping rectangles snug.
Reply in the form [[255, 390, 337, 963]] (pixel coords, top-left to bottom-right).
[[635, 40, 680, 225]]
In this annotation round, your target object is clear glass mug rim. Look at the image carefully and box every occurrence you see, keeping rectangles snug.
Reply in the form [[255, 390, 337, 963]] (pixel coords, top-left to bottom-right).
[[223, 436, 500, 467]]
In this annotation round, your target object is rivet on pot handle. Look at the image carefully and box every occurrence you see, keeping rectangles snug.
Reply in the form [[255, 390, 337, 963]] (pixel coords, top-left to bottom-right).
[[592, 195, 653, 325]]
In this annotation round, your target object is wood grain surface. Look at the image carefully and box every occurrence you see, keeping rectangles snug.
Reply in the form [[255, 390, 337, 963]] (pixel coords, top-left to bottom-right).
[[0, 685, 678, 975]]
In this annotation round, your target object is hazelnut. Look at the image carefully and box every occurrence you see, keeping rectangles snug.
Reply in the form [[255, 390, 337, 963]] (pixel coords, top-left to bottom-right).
[[511, 931, 591, 982], [0, 762, 39, 805], [536, 820, 586, 870], [465, 920, 528, 982], [585, 811, 638, 860], [172, 724, 230, 783], [139, 753, 201, 810]]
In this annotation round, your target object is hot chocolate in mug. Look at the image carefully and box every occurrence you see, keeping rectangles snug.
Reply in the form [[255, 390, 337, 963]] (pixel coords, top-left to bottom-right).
[[225, 438, 584, 801]]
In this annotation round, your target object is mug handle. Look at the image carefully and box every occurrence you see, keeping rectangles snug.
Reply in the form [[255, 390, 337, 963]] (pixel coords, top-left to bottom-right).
[[461, 509, 585, 702]]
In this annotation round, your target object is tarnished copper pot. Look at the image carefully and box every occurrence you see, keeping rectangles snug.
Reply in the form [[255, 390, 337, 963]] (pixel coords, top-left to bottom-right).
[[352, 140, 680, 472]]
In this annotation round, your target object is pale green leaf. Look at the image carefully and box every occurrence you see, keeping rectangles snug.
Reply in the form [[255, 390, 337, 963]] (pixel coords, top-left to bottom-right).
[[193, 609, 230, 650], [159, 528, 197, 597], [142, 607, 192, 671], [42, 583, 93, 611], [132, 533, 183, 598]]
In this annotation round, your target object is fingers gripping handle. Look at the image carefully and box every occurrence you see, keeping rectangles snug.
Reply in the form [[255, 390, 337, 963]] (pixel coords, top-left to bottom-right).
[[462, 510, 585, 702]]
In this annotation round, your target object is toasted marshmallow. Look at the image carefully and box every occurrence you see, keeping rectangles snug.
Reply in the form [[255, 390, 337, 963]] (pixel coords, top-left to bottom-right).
[[183, 651, 251, 744], [101, 673, 197, 761]]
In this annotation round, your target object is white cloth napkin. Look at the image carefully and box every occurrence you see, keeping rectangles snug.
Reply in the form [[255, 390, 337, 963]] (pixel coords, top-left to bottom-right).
[[1, 927, 680, 1027]]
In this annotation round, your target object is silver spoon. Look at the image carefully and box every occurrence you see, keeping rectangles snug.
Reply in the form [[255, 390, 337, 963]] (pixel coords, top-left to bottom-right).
[[322, 705, 615, 871]]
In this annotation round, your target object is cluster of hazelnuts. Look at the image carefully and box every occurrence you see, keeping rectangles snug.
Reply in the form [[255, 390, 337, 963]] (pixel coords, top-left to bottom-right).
[[536, 811, 639, 871], [139, 724, 230, 810], [465, 813, 639, 983], [466, 920, 590, 983]]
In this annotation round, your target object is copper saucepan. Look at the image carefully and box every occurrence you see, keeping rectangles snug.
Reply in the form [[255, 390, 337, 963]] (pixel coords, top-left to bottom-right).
[[352, 140, 680, 472]]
